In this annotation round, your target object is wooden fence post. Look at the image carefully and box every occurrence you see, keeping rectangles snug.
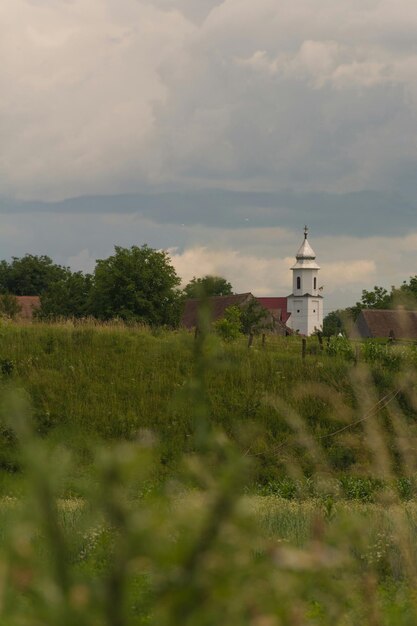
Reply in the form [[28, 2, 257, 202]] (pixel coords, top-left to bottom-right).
[[302, 338, 307, 360], [262, 333, 266, 347], [248, 333, 254, 348]]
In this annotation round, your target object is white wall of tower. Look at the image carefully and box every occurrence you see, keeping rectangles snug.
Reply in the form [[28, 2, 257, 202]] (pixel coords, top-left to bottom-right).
[[287, 228, 323, 336], [292, 269, 319, 297]]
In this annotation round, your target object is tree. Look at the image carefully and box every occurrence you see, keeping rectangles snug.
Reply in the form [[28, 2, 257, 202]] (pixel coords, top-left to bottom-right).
[[38, 272, 93, 319], [322, 309, 354, 337], [89, 245, 182, 326], [184, 275, 233, 298], [0, 294, 22, 320], [349, 285, 392, 320], [390, 276, 417, 309], [0, 255, 68, 296], [240, 299, 269, 335], [214, 306, 242, 341]]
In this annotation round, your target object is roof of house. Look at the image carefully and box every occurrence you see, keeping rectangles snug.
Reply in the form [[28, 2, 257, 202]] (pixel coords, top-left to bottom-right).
[[181, 293, 253, 329], [256, 297, 291, 323], [354, 309, 417, 339], [16, 296, 41, 320]]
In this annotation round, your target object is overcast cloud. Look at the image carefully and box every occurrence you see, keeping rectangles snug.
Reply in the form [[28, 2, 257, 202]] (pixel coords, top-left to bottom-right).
[[1, 0, 417, 309]]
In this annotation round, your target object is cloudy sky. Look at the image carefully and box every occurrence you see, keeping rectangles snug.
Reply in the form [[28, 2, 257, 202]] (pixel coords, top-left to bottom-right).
[[2, 0, 417, 312]]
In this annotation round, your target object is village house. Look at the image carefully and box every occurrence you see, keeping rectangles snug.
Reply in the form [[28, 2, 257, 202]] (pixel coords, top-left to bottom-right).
[[6, 296, 41, 321], [181, 292, 291, 335], [353, 309, 417, 340]]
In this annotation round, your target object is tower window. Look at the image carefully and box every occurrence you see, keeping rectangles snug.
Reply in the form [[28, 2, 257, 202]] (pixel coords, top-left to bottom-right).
[[314, 277, 317, 290], [297, 277, 301, 290], [297, 309, 300, 313]]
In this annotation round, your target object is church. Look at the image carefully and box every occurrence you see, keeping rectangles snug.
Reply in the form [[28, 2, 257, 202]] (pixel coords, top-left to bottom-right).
[[181, 227, 324, 336], [256, 226, 323, 335], [285, 226, 323, 335]]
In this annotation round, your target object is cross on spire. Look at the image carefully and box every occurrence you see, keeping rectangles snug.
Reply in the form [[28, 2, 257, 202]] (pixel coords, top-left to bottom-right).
[[304, 225, 309, 239]]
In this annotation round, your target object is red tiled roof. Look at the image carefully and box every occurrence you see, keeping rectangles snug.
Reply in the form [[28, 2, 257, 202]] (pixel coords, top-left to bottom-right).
[[181, 293, 292, 335], [181, 293, 253, 329], [256, 297, 290, 323], [16, 296, 41, 320]]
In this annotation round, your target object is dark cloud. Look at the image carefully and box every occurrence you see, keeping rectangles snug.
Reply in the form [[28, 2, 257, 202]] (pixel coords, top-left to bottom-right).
[[1, 189, 414, 237]]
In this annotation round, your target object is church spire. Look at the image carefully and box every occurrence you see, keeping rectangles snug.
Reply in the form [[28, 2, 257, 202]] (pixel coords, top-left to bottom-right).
[[294, 227, 318, 264]]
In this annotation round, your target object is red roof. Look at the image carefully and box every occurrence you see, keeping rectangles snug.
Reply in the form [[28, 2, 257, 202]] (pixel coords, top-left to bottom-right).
[[256, 297, 290, 323], [181, 293, 253, 329]]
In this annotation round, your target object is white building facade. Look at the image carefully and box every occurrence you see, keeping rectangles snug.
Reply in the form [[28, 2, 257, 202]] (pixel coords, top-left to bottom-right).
[[287, 227, 323, 336]]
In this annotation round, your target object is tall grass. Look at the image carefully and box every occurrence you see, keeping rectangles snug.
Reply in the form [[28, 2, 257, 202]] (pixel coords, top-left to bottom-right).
[[0, 322, 415, 622]]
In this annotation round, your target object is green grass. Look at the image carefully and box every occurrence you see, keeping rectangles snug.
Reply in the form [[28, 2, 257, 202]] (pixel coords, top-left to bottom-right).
[[0, 321, 414, 623], [0, 321, 408, 485]]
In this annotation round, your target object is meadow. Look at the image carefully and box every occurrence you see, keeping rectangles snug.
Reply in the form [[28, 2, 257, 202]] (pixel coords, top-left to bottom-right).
[[0, 321, 416, 624]]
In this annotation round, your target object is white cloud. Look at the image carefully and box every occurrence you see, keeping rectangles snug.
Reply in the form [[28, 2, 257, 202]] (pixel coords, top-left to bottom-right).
[[0, 0, 195, 198], [169, 246, 376, 299], [3, 0, 417, 198], [169, 246, 290, 295]]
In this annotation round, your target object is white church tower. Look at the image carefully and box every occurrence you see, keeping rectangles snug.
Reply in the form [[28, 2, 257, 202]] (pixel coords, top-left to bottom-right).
[[287, 226, 323, 336]]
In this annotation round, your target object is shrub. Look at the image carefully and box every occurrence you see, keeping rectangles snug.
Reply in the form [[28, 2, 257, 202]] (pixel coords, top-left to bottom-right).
[[326, 335, 355, 360], [213, 306, 242, 341]]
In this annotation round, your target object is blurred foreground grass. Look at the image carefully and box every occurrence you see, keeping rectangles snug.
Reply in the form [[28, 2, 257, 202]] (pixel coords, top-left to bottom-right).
[[0, 322, 414, 622]]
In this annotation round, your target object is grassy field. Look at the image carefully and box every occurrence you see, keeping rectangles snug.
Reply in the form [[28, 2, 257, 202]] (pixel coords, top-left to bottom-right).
[[0, 321, 415, 623], [0, 321, 413, 485]]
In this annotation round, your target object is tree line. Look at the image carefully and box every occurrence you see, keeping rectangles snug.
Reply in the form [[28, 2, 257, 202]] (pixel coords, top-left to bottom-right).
[[0, 247, 233, 325]]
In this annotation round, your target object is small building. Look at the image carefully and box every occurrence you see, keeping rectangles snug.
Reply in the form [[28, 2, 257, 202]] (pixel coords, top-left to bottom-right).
[[16, 296, 41, 320], [353, 309, 417, 340], [181, 293, 291, 335]]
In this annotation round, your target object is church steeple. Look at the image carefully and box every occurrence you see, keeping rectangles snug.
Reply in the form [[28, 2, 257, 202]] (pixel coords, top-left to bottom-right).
[[292, 226, 320, 268], [287, 227, 323, 336]]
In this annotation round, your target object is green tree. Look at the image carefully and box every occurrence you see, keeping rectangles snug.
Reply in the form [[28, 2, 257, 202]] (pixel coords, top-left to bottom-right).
[[214, 306, 242, 341], [350, 285, 392, 320], [184, 275, 233, 298], [0, 294, 22, 320], [240, 299, 269, 335], [390, 276, 417, 309], [0, 255, 68, 296], [322, 309, 353, 337], [38, 272, 93, 319], [89, 245, 182, 325]]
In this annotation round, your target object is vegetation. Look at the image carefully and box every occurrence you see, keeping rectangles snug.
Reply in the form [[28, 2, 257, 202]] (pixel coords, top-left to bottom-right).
[[3, 249, 417, 622], [213, 305, 242, 340], [38, 272, 93, 319], [2, 246, 183, 326], [0, 254, 68, 296], [0, 322, 414, 623], [88, 245, 182, 325], [0, 294, 22, 320], [183, 275, 233, 298]]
